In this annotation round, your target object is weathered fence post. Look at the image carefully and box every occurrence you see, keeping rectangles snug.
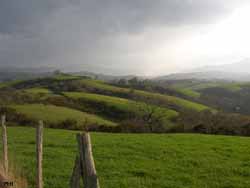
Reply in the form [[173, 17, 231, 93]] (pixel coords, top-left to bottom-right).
[[36, 120, 43, 188], [70, 156, 81, 188], [77, 134, 87, 188], [1, 115, 8, 175], [83, 133, 100, 188], [76, 132, 100, 188]]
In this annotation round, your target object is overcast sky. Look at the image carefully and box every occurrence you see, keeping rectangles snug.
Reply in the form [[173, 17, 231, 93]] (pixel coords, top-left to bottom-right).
[[0, 0, 250, 76]]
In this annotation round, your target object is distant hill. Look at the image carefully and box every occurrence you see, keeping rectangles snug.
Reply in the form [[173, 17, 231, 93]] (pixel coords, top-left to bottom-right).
[[0, 66, 55, 82], [0, 67, 147, 82], [155, 59, 250, 81], [0, 66, 54, 73], [193, 59, 250, 73], [155, 71, 250, 81], [71, 71, 149, 81]]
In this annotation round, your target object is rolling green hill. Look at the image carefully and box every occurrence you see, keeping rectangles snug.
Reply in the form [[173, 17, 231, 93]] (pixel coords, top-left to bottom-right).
[[169, 81, 245, 96], [0, 80, 23, 89], [2, 127, 250, 188], [23, 87, 51, 95], [0, 75, 215, 132], [77, 79, 210, 111], [11, 104, 116, 128], [64, 91, 178, 121], [0, 75, 211, 112]]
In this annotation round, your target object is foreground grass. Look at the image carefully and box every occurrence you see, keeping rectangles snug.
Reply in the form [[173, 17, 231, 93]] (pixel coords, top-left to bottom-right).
[[1, 127, 250, 188], [11, 104, 116, 128], [0, 127, 77, 188], [93, 133, 250, 188]]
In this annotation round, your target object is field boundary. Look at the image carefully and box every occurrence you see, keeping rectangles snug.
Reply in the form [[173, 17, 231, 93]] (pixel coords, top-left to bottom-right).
[[70, 133, 100, 188], [1, 115, 100, 188]]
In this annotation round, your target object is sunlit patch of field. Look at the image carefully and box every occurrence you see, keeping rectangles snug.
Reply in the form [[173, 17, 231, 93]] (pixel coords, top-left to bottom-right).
[[11, 104, 116, 128], [78, 79, 210, 111]]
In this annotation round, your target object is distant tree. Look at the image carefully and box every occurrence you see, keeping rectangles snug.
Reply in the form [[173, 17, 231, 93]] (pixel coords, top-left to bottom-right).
[[131, 95, 168, 132], [128, 77, 138, 85], [53, 70, 61, 75], [117, 78, 127, 85]]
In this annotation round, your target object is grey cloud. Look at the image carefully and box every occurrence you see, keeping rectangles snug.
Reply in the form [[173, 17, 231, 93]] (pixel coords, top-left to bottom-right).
[[0, 0, 238, 35], [0, 0, 245, 74], [0, 0, 73, 34]]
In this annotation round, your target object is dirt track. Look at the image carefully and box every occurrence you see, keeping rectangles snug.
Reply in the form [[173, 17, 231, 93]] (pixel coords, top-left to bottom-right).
[[0, 173, 7, 188], [0, 173, 11, 188]]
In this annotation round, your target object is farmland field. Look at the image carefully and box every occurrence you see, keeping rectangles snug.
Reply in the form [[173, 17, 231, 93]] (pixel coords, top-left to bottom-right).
[[11, 104, 116, 128], [64, 92, 178, 121], [23, 87, 51, 95], [1, 127, 250, 188], [77, 79, 210, 111], [0, 80, 23, 89], [173, 88, 201, 98]]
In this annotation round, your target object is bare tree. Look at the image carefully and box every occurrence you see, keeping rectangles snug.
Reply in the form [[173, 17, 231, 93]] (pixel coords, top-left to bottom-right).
[[131, 96, 168, 132]]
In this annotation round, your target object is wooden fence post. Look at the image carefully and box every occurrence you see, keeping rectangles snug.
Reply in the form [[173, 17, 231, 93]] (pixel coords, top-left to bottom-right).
[[70, 133, 100, 188], [36, 120, 43, 188], [1, 115, 8, 175], [70, 156, 81, 188], [77, 134, 87, 188], [81, 133, 100, 188]]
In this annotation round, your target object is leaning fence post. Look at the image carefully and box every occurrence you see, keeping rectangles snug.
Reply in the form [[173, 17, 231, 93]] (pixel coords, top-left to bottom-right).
[[70, 156, 81, 188], [83, 132, 100, 188], [1, 115, 8, 175], [36, 120, 43, 188], [77, 134, 87, 188]]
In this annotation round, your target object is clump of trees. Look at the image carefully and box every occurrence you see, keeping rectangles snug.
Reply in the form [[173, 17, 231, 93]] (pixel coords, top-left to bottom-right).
[[199, 86, 250, 115], [178, 109, 250, 136], [114, 77, 193, 100], [2, 104, 250, 136]]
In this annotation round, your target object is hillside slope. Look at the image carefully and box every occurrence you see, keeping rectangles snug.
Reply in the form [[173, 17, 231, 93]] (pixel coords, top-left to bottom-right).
[[76, 79, 210, 111], [0, 74, 214, 132]]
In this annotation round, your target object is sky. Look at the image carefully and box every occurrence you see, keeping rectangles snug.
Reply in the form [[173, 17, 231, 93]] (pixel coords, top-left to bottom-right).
[[0, 0, 250, 76]]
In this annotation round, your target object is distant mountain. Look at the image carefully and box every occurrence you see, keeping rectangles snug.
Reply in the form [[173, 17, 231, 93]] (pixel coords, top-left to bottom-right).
[[71, 71, 147, 81], [0, 66, 54, 82], [0, 66, 54, 73], [155, 71, 250, 81], [155, 59, 250, 81], [193, 59, 250, 73]]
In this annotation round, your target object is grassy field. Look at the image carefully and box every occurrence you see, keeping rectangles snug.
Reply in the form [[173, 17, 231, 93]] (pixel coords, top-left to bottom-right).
[[176, 82, 243, 93], [63, 92, 179, 121], [52, 74, 81, 81], [78, 79, 210, 111], [1, 127, 250, 188], [1, 127, 77, 188], [93, 133, 250, 188], [175, 83, 221, 91], [170, 82, 245, 98], [0, 77, 211, 112], [135, 90, 208, 111], [173, 88, 201, 98], [0, 80, 23, 89], [23, 87, 51, 95], [11, 104, 116, 128]]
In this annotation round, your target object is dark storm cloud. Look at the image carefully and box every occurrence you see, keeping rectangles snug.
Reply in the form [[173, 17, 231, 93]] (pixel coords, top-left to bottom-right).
[[0, 0, 73, 34], [0, 0, 245, 73], [0, 0, 237, 34]]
